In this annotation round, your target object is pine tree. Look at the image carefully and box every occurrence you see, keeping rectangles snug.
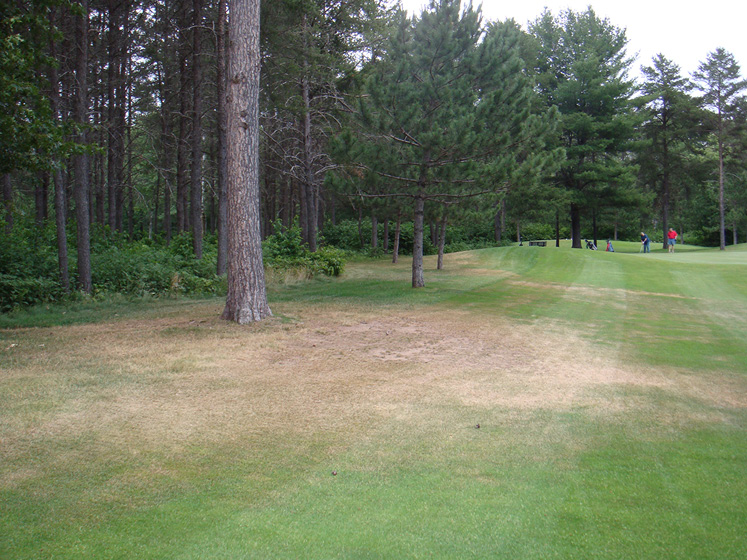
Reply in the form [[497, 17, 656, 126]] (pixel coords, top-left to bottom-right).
[[221, 0, 271, 324], [529, 8, 638, 248], [337, 1, 559, 287], [638, 54, 701, 249], [693, 48, 747, 250]]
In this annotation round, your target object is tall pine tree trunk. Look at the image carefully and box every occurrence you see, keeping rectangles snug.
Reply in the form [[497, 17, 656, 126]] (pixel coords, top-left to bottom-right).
[[412, 193, 425, 288], [301, 75, 317, 251], [592, 207, 598, 247], [392, 210, 401, 264], [216, 0, 228, 274], [176, 26, 190, 233], [371, 213, 378, 249], [106, 0, 119, 231], [191, 0, 204, 258], [35, 172, 48, 225], [437, 215, 447, 270], [570, 203, 582, 248], [718, 134, 726, 250], [49, 11, 69, 291], [221, 0, 270, 323], [661, 138, 670, 250], [74, 0, 92, 293]]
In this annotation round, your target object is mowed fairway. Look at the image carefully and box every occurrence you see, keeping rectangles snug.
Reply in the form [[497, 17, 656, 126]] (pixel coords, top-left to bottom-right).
[[1, 243, 745, 559]]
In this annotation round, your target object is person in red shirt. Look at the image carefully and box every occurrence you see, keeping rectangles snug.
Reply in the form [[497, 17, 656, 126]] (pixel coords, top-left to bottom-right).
[[667, 228, 678, 253]]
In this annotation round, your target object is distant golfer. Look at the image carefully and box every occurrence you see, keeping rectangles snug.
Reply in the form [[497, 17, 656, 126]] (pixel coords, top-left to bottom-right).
[[667, 228, 678, 253], [640, 232, 650, 253]]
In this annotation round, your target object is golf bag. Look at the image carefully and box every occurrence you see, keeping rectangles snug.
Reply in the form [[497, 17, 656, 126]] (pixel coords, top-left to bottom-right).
[[585, 239, 597, 250]]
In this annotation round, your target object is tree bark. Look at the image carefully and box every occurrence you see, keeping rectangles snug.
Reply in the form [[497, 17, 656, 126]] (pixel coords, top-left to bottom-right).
[[106, 0, 120, 231], [592, 207, 598, 248], [412, 194, 425, 287], [383, 219, 389, 252], [300, 15, 318, 252], [570, 203, 582, 248], [191, 0, 204, 258], [74, 0, 92, 293], [35, 172, 48, 225], [177, 49, 189, 233], [221, 0, 271, 323], [216, 0, 228, 274], [371, 213, 378, 249], [718, 134, 726, 250], [49, 10, 69, 292], [437, 215, 447, 270]]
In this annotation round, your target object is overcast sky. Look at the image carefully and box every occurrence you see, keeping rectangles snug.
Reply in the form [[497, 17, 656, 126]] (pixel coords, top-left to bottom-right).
[[398, 1, 747, 82]]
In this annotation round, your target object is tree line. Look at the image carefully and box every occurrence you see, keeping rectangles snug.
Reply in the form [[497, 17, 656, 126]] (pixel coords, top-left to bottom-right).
[[2, 0, 746, 293]]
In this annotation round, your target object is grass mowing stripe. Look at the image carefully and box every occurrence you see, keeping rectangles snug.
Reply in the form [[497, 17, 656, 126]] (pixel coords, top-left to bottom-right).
[[1, 244, 745, 558]]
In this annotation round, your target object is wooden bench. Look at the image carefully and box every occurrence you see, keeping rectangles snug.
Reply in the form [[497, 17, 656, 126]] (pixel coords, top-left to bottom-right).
[[528, 241, 547, 247]]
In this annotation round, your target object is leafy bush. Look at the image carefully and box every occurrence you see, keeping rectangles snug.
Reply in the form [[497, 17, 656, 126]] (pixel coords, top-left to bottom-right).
[[0, 274, 63, 312], [263, 221, 346, 278], [309, 246, 346, 276], [520, 223, 556, 241]]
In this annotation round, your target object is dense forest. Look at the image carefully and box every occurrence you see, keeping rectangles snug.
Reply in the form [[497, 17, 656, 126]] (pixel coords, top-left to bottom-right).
[[1, 0, 746, 304]]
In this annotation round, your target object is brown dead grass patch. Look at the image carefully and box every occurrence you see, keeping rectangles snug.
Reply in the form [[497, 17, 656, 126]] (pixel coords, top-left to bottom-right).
[[1, 299, 743, 482]]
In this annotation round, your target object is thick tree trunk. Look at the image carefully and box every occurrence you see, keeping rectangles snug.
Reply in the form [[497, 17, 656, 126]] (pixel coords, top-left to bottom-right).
[[216, 0, 228, 274], [412, 194, 425, 288], [74, 0, 92, 293], [437, 215, 447, 270], [592, 207, 598, 248], [221, 0, 271, 324], [191, 0, 203, 258], [555, 209, 560, 247], [570, 203, 582, 248]]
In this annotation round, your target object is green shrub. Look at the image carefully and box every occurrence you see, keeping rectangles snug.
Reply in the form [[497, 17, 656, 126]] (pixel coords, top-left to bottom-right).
[[263, 222, 346, 278], [0, 274, 63, 312], [309, 247, 346, 276]]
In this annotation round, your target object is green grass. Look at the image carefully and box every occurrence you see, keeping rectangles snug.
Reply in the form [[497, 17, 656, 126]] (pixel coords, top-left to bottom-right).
[[1, 243, 746, 558]]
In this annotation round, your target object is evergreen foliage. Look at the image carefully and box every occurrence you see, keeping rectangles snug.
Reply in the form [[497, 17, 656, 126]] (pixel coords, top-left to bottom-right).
[[334, 0, 560, 286], [529, 8, 640, 248]]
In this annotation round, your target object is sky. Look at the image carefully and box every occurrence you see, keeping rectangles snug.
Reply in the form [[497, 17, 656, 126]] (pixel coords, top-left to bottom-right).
[[398, 1, 747, 81]]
